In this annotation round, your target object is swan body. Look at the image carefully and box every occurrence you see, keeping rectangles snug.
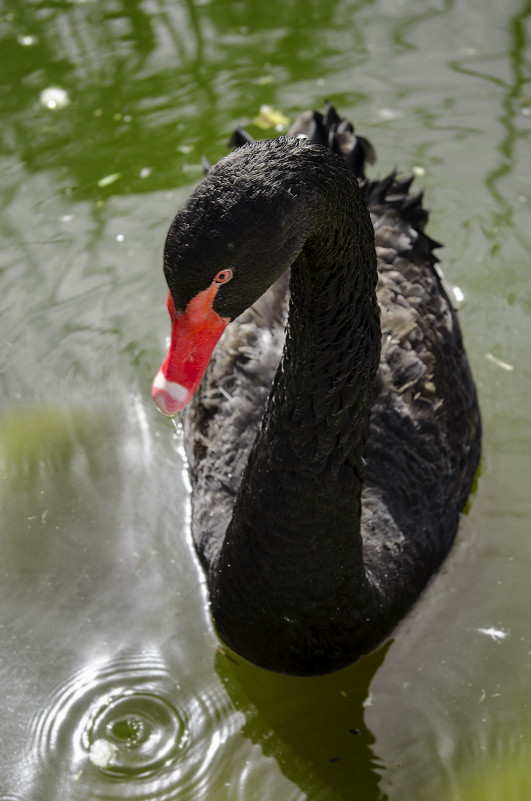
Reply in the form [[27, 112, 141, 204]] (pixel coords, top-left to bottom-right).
[[153, 105, 481, 675]]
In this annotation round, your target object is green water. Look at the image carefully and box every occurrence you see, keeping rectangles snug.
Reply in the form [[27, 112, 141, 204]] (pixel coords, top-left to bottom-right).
[[1, 0, 531, 798]]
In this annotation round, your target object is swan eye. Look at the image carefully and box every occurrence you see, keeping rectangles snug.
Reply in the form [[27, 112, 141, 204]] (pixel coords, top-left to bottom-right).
[[213, 269, 233, 285]]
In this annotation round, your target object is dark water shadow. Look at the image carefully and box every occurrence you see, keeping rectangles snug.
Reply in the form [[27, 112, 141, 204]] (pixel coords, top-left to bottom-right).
[[216, 643, 391, 801]]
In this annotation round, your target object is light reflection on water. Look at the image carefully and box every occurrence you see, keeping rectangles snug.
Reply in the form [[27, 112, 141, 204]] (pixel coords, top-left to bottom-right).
[[32, 653, 187, 783], [26, 650, 243, 799]]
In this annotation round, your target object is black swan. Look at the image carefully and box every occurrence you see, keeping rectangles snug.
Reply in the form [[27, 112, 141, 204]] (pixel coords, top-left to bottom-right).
[[152, 103, 481, 676]]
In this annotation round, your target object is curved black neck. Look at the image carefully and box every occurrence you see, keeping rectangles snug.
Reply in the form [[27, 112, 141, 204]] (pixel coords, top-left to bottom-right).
[[210, 164, 383, 674]]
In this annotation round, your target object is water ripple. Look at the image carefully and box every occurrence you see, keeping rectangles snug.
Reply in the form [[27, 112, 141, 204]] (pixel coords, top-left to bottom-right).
[[29, 649, 241, 799], [83, 689, 187, 777]]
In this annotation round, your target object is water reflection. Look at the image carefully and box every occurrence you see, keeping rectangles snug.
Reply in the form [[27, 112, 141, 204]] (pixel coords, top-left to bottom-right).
[[1, 0, 362, 197], [448, 0, 531, 230], [216, 645, 390, 800]]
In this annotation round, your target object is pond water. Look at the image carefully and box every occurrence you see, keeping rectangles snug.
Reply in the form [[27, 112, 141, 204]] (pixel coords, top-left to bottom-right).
[[1, 0, 531, 798]]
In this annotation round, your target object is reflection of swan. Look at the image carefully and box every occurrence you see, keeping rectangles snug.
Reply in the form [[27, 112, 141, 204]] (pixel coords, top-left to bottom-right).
[[152, 104, 481, 675], [215, 641, 390, 799]]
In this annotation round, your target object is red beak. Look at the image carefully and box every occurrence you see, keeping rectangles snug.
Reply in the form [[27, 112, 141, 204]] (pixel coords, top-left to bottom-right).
[[152, 286, 230, 416]]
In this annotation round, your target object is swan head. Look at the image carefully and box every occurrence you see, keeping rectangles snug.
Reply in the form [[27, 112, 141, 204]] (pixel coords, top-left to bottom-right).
[[152, 138, 314, 415]]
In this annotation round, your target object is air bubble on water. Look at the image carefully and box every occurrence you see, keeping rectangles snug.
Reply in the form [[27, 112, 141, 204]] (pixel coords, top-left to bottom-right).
[[453, 285, 464, 303], [18, 34, 38, 46], [39, 87, 70, 110], [378, 107, 400, 121], [88, 738, 118, 768]]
